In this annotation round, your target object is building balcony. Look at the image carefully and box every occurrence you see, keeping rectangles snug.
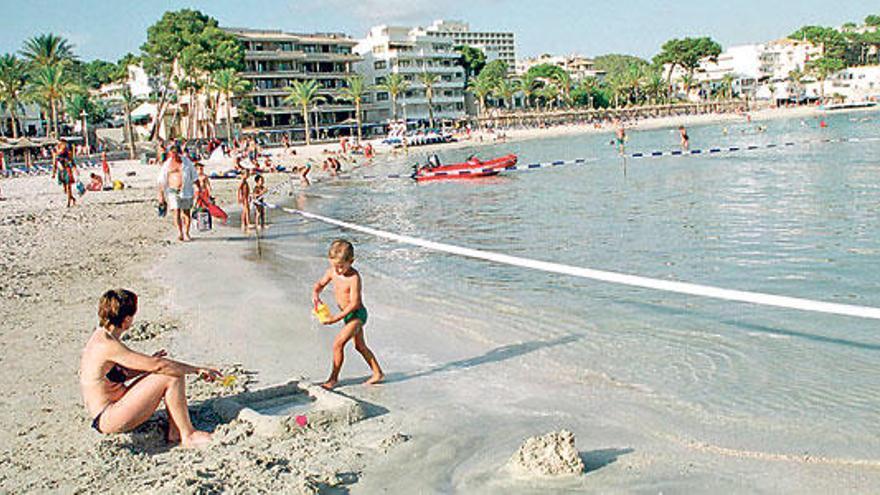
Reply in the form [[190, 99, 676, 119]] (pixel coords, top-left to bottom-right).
[[392, 65, 461, 74], [245, 50, 360, 62], [256, 103, 356, 114], [242, 71, 355, 79]]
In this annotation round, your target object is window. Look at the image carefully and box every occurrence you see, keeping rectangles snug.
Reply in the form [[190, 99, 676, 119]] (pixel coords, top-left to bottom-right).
[[374, 60, 387, 70], [375, 76, 386, 85], [376, 92, 389, 101]]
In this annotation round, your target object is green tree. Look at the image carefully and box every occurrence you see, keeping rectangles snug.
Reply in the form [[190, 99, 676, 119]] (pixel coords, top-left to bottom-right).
[[0, 54, 29, 138], [808, 57, 846, 102], [642, 68, 666, 104], [455, 45, 486, 86], [571, 77, 600, 107], [417, 72, 440, 129], [551, 71, 573, 107], [593, 54, 649, 81], [467, 74, 495, 117], [720, 73, 736, 99], [866, 15, 880, 26], [80, 59, 117, 89], [141, 9, 244, 140], [538, 81, 560, 110], [654, 37, 722, 98], [284, 79, 325, 145], [211, 68, 250, 141], [788, 26, 847, 59], [479, 60, 509, 84], [518, 71, 539, 109], [336, 75, 367, 143], [375, 73, 409, 120], [680, 73, 696, 98], [20, 33, 76, 67], [525, 63, 568, 82], [27, 64, 80, 136], [493, 77, 519, 110], [119, 86, 141, 159]]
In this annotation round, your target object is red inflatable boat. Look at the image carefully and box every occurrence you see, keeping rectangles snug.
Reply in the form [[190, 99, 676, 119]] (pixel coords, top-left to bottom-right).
[[414, 154, 518, 182]]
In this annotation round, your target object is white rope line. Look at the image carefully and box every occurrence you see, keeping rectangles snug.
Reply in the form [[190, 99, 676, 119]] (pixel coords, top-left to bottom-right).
[[262, 202, 880, 320]]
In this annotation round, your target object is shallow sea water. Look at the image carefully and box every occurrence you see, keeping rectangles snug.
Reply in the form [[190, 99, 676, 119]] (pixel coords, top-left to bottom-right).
[[257, 111, 880, 488]]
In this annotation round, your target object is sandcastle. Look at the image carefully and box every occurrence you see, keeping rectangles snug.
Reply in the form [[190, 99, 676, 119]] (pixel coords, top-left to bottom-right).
[[211, 380, 366, 437], [508, 430, 585, 477]]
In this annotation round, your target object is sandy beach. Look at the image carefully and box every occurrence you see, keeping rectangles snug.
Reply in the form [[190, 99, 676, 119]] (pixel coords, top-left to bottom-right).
[[2, 104, 880, 493]]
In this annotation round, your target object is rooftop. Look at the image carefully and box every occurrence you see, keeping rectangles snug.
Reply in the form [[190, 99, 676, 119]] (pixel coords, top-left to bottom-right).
[[223, 28, 357, 45]]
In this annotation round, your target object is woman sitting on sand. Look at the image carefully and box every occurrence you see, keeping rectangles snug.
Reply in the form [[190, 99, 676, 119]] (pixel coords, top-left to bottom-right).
[[80, 289, 221, 448]]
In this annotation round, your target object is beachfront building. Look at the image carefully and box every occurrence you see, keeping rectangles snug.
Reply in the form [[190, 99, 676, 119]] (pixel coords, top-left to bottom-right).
[[224, 28, 361, 138], [822, 65, 880, 101], [516, 53, 605, 81], [697, 44, 764, 97], [758, 38, 821, 81], [423, 20, 516, 72], [355, 25, 466, 125]]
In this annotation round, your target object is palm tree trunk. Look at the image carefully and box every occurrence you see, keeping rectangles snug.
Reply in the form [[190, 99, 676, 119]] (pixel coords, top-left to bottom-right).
[[427, 94, 434, 129], [355, 100, 362, 144], [50, 99, 58, 138], [10, 107, 19, 138], [225, 92, 233, 142], [150, 84, 169, 141], [391, 95, 398, 120], [302, 104, 311, 145]]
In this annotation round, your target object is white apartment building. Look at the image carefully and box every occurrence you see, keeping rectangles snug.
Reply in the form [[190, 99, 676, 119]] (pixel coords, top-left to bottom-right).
[[424, 20, 516, 72], [95, 65, 160, 115], [355, 25, 466, 124], [516, 53, 605, 81], [697, 44, 764, 96], [759, 38, 821, 81], [822, 65, 880, 100]]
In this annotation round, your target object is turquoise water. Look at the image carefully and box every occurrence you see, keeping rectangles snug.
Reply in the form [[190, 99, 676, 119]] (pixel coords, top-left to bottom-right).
[[266, 112, 880, 462]]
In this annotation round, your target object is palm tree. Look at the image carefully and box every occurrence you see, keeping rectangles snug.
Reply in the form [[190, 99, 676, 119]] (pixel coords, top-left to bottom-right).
[[493, 78, 519, 111], [20, 34, 76, 68], [119, 86, 141, 159], [642, 70, 666, 104], [721, 73, 736, 100], [211, 68, 250, 142], [467, 75, 495, 117], [417, 72, 440, 129], [519, 72, 539, 109], [336, 75, 367, 144], [551, 72, 572, 108], [284, 79, 325, 145], [0, 54, 29, 138], [680, 73, 696, 99], [27, 64, 79, 137], [375, 73, 409, 121], [538, 81, 560, 110]]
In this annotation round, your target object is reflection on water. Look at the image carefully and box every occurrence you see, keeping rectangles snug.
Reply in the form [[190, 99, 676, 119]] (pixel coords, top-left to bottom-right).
[[269, 112, 880, 446]]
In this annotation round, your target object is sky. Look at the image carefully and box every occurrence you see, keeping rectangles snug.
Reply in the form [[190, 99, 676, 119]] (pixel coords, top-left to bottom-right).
[[1, 0, 877, 62]]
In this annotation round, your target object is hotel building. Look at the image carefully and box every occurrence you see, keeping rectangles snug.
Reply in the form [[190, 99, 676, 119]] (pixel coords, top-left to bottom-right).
[[355, 25, 466, 124], [424, 20, 517, 72], [224, 28, 361, 136]]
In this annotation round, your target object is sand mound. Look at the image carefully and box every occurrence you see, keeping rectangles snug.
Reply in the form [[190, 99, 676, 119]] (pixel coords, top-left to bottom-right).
[[508, 430, 584, 477]]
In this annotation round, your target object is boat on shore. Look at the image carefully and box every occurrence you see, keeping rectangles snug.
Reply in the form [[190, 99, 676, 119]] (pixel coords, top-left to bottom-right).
[[413, 154, 518, 182]]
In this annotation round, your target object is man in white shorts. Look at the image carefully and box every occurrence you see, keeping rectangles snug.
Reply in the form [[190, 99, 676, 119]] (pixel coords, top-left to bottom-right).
[[157, 144, 197, 241]]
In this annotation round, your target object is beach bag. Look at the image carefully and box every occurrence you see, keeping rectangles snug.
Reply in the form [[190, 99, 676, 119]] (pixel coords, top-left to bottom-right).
[[196, 209, 212, 232], [75, 181, 86, 196], [112, 180, 124, 190]]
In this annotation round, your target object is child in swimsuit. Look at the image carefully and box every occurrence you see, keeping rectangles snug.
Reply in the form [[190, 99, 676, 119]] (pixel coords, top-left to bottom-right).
[[237, 169, 251, 232], [312, 239, 384, 390], [252, 174, 267, 230]]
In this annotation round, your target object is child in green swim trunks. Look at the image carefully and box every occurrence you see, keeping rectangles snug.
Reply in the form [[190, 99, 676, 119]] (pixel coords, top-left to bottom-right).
[[312, 239, 384, 390]]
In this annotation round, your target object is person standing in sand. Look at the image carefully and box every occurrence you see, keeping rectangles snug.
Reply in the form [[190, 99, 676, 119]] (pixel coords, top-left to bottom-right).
[[53, 140, 77, 207], [237, 168, 252, 232], [80, 289, 221, 448], [312, 240, 384, 390], [157, 144, 197, 242], [101, 151, 111, 184]]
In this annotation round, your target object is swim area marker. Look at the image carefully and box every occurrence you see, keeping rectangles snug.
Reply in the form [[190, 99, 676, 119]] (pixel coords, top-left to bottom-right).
[[258, 201, 880, 321]]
